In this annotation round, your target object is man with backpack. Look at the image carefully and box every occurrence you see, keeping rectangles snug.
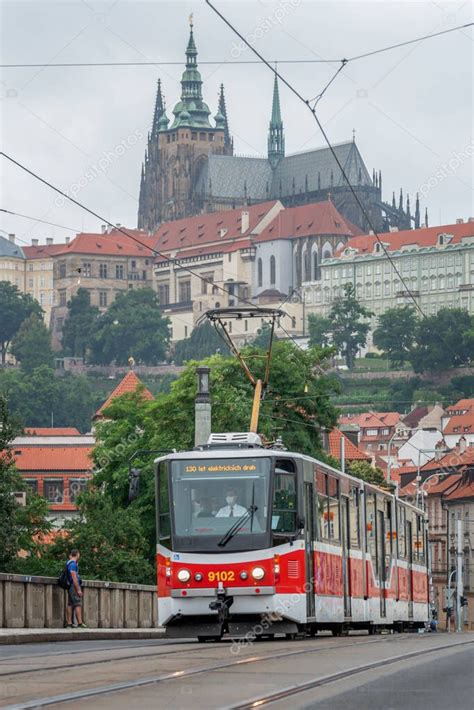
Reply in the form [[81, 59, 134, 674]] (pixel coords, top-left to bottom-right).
[[63, 549, 87, 628]]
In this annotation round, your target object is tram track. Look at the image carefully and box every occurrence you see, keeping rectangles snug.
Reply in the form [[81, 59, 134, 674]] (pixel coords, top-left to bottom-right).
[[1, 634, 458, 710], [226, 638, 474, 709]]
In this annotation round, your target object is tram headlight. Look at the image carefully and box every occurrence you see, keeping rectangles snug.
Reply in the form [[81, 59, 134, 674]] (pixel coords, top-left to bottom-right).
[[251, 566, 265, 581], [177, 568, 191, 583]]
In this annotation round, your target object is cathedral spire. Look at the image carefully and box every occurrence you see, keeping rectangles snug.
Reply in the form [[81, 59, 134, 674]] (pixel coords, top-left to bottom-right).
[[218, 83, 232, 149], [268, 73, 285, 168], [406, 194, 411, 225], [171, 19, 211, 129], [425, 207, 429, 228], [392, 191, 396, 209], [151, 79, 164, 138], [399, 188, 403, 211], [415, 193, 420, 229]]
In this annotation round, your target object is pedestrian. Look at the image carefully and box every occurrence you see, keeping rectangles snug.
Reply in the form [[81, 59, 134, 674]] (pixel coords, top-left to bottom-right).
[[65, 549, 87, 628]]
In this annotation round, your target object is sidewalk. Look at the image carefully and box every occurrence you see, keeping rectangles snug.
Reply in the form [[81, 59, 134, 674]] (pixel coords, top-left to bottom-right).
[[0, 627, 165, 645]]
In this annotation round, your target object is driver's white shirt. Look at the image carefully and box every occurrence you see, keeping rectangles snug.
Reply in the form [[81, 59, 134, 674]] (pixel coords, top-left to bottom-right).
[[215, 504, 247, 518]]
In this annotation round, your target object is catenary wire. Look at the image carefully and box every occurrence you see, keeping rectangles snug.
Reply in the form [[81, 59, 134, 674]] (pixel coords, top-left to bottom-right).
[[1, 23, 471, 68], [0, 208, 81, 233], [0, 151, 275, 316], [205, 0, 469, 362]]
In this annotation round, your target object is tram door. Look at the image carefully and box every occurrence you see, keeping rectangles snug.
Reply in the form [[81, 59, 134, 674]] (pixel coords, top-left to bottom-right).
[[304, 483, 316, 619], [341, 497, 352, 618], [406, 520, 414, 619], [377, 510, 387, 618]]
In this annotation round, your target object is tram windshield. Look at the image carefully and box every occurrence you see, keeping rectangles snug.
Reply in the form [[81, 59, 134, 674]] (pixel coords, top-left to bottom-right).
[[170, 458, 271, 545]]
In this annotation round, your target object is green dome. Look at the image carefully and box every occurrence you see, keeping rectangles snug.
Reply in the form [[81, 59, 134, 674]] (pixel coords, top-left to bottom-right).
[[214, 111, 225, 128], [158, 112, 169, 130]]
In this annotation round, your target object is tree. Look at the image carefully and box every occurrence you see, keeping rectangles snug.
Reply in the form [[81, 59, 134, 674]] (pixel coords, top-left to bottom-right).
[[62, 288, 99, 360], [89, 288, 170, 365], [308, 314, 332, 348], [328, 283, 372, 369], [373, 306, 418, 367], [10, 314, 54, 372], [250, 322, 279, 349], [173, 321, 229, 365], [0, 395, 51, 571], [409, 308, 474, 373], [347, 460, 391, 490], [0, 282, 43, 364]]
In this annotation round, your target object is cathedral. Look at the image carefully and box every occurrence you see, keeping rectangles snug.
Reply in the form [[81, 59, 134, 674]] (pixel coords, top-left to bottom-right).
[[138, 22, 422, 234]]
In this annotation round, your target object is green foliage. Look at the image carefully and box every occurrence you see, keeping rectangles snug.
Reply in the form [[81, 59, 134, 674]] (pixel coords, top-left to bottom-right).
[[307, 314, 331, 348], [0, 281, 43, 364], [0, 395, 51, 572], [62, 288, 99, 360], [11, 314, 54, 372], [250, 322, 279, 349], [327, 283, 372, 369], [89, 288, 170, 365], [0, 367, 98, 433], [347, 460, 390, 490], [409, 308, 474, 373], [373, 306, 418, 367], [174, 321, 229, 365]]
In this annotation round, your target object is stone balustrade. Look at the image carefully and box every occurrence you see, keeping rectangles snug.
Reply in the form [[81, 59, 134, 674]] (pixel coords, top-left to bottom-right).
[[0, 573, 158, 628]]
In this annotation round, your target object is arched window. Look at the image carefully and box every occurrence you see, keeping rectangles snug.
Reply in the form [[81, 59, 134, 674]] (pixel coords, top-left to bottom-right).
[[313, 251, 320, 280], [257, 258, 263, 287], [270, 255, 276, 285], [303, 248, 311, 282]]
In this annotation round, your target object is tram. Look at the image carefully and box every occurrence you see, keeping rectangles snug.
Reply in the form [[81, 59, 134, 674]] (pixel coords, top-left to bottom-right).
[[155, 432, 430, 640]]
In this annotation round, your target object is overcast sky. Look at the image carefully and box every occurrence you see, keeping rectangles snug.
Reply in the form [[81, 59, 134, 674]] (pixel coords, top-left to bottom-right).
[[0, 0, 472, 246]]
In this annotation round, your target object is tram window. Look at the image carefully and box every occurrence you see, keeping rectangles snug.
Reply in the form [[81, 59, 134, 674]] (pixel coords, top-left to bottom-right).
[[272, 469, 296, 534], [158, 462, 171, 542], [397, 504, 406, 558], [349, 487, 360, 548], [328, 475, 340, 542], [415, 514, 425, 563], [316, 470, 328, 540], [365, 492, 376, 559]]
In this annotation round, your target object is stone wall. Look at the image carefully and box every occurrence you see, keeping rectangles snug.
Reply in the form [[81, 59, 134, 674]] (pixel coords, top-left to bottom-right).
[[0, 573, 158, 629]]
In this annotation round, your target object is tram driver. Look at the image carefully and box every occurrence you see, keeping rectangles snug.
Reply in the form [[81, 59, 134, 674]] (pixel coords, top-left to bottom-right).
[[215, 488, 247, 518]]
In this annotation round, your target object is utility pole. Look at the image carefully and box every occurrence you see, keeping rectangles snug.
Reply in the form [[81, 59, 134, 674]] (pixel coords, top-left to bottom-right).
[[456, 518, 463, 633], [195, 366, 211, 446]]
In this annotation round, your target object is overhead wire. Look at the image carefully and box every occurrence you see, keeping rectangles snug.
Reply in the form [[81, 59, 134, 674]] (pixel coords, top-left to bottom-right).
[[0, 208, 81, 234]]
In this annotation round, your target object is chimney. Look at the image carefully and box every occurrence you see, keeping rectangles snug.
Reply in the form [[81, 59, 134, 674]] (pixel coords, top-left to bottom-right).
[[46, 237, 53, 246], [241, 211, 250, 234], [456, 218, 464, 224], [8, 233, 15, 243], [65, 237, 70, 245], [115, 223, 121, 229], [101, 224, 107, 234], [31, 238, 39, 247], [468, 217, 474, 223]]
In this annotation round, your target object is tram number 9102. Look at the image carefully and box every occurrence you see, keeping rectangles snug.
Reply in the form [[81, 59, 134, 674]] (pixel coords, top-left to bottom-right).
[[208, 570, 235, 583]]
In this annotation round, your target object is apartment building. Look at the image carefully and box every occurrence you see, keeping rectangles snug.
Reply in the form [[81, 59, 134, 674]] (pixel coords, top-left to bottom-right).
[[303, 220, 474, 347], [0, 234, 25, 290], [22, 239, 66, 325]]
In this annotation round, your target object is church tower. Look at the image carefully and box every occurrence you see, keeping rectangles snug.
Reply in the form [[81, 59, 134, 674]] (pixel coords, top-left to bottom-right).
[[267, 75, 285, 168], [138, 18, 233, 231]]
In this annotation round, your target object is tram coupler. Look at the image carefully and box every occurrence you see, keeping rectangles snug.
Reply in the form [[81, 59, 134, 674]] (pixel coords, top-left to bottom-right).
[[209, 583, 233, 625]]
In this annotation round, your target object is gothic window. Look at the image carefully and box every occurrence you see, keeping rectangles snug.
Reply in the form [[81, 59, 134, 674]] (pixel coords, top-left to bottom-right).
[[303, 248, 311, 282], [313, 252, 320, 280], [258, 258, 263, 287], [270, 256, 276, 285]]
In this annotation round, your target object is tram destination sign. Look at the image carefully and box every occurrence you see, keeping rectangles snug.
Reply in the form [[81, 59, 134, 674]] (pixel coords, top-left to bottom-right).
[[184, 462, 258, 474]]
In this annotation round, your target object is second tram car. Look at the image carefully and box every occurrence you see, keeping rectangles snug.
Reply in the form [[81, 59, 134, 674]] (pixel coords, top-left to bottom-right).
[[155, 433, 429, 640]]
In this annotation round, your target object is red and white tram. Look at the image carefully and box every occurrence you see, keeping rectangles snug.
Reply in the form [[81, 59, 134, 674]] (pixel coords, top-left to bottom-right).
[[155, 432, 429, 640]]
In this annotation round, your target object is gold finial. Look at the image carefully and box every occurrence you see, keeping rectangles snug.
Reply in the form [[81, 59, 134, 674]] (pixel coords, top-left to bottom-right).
[[189, 12, 194, 28]]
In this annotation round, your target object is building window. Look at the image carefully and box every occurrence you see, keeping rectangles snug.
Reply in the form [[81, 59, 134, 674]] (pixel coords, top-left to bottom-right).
[[191, 132, 197, 140], [40, 277, 45, 288], [24, 479, 38, 494], [28, 278, 34, 288], [208, 133, 214, 141], [116, 264, 124, 279], [366, 428, 378, 436], [270, 255, 276, 285], [44, 479, 64, 504], [69, 478, 88, 504], [257, 258, 263, 287], [58, 261, 66, 279], [199, 132, 206, 141], [28, 263, 33, 272], [99, 291, 108, 307], [158, 283, 170, 305], [59, 289, 67, 307], [179, 280, 191, 302], [56, 317, 64, 331], [131, 260, 136, 269], [82, 262, 91, 277], [312, 252, 320, 281], [99, 263, 108, 279]]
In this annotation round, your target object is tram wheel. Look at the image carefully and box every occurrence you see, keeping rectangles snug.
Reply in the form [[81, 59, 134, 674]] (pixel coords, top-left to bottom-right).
[[285, 632, 297, 640]]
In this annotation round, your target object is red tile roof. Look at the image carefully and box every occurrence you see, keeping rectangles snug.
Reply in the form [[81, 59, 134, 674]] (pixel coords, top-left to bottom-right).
[[340, 411, 401, 429], [95, 370, 154, 417], [12, 446, 93, 471], [25, 427, 81, 436], [446, 398, 474, 414], [420, 446, 474, 472], [153, 202, 279, 258], [336, 221, 474, 256], [23, 244, 67, 259], [55, 230, 155, 257], [257, 200, 361, 243], [424, 473, 462, 495], [444, 478, 474, 501], [328, 428, 370, 462], [443, 411, 474, 435]]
